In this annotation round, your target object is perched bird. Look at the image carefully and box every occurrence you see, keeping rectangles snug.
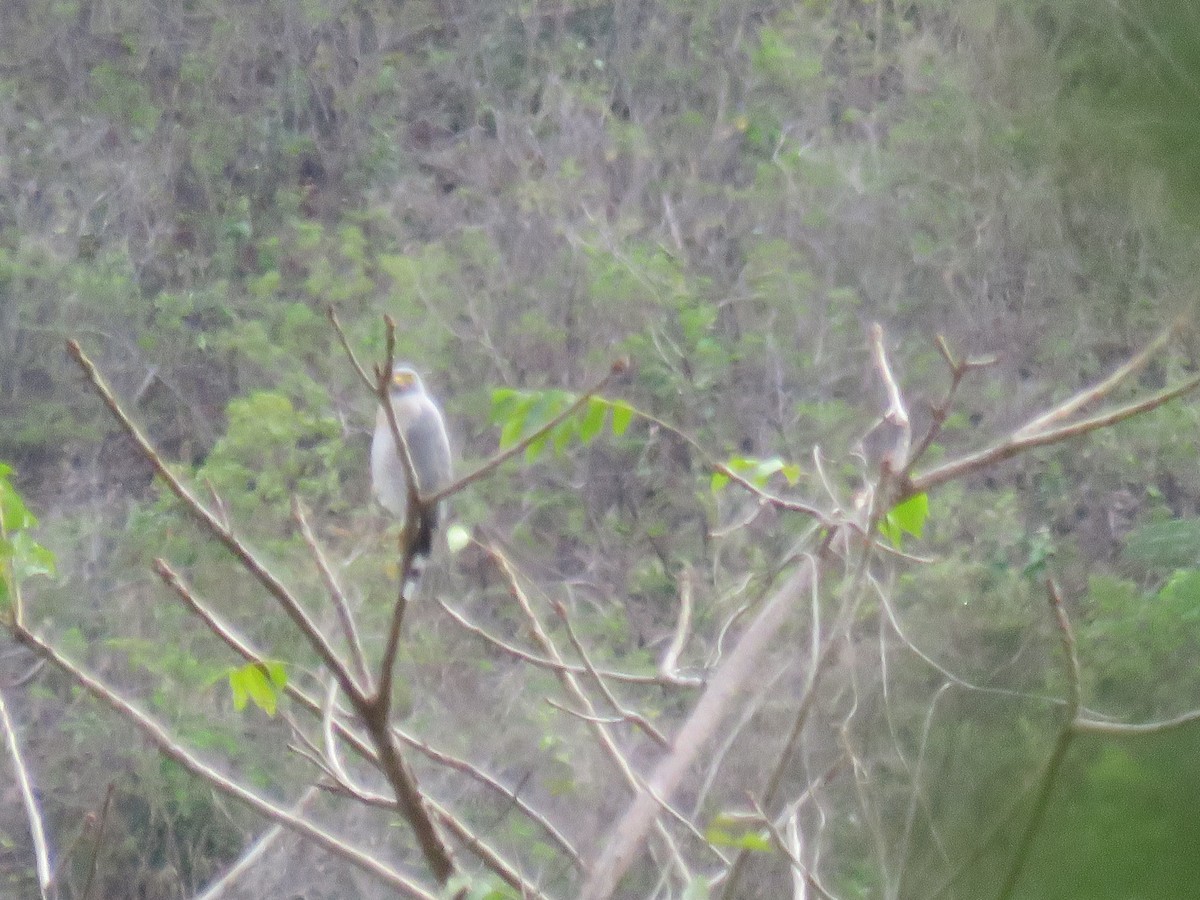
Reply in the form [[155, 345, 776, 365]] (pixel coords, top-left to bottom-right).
[[371, 364, 452, 579]]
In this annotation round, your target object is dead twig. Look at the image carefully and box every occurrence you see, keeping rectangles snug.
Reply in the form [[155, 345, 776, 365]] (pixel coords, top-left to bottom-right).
[[80, 784, 115, 900], [437, 597, 698, 686], [154, 560, 580, 870], [552, 599, 670, 749], [11, 622, 437, 899], [993, 580, 1081, 900], [327, 306, 376, 394], [909, 372, 1200, 498], [66, 341, 366, 709], [0, 687, 52, 898], [294, 498, 372, 692]]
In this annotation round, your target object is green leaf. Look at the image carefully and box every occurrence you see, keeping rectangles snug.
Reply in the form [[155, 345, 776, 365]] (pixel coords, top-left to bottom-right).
[[0, 475, 36, 531], [525, 431, 550, 463], [229, 668, 249, 711], [495, 392, 537, 448], [710, 471, 730, 493], [1158, 569, 1200, 618], [878, 517, 903, 548], [883, 493, 929, 547], [610, 401, 634, 436], [1122, 518, 1200, 570], [10, 532, 55, 581], [579, 397, 608, 443], [446, 524, 471, 554], [551, 419, 577, 455], [489, 388, 520, 424], [704, 825, 774, 852], [228, 662, 286, 716]]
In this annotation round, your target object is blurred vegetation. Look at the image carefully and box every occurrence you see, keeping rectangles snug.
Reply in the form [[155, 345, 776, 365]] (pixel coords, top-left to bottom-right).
[[2, 0, 1200, 896]]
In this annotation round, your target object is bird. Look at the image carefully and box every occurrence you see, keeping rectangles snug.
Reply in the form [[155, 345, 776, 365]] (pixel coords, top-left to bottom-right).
[[371, 364, 452, 584]]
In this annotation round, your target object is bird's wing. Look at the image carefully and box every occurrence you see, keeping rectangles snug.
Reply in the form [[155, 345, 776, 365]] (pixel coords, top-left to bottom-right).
[[405, 399, 453, 495]]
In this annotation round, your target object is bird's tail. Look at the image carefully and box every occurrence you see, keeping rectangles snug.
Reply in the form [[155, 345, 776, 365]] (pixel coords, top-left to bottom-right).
[[402, 506, 438, 597]]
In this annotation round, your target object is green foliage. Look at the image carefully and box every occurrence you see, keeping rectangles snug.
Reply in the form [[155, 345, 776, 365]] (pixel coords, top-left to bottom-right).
[[879, 493, 930, 549], [490, 389, 637, 462], [704, 814, 775, 853], [441, 874, 520, 900], [0, 463, 56, 615], [227, 661, 287, 717], [1121, 517, 1200, 571], [195, 391, 348, 527], [1051, 0, 1200, 224], [3, 0, 1200, 893], [710, 456, 802, 493]]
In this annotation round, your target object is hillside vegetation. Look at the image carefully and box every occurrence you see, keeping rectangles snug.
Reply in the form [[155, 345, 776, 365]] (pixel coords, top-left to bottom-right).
[[3, 1, 1200, 897]]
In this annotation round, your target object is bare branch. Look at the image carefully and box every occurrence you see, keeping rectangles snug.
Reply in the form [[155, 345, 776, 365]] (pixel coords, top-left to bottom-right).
[[869, 322, 912, 473], [1074, 708, 1200, 736], [80, 784, 115, 900], [905, 336, 995, 471], [437, 596, 700, 687], [1014, 318, 1182, 439], [0, 687, 52, 898], [194, 788, 319, 900], [293, 498, 372, 692], [659, 568, 694, 680], [11, 623, 438, 899], [1047, 580, 1081, 718], [490, 544, 696, 885], [372, 315, 422, 716], [552, 599, 670, 748], [748, 796, 841, 900], [581, 556, 818, 900], [327, 306, 376, 394], [66, 341, 365, 709], [396, 726, 583, 867], [992, 580, 1082, 900], [154, 560, 579, 871], [908, 372, 1200, 497]]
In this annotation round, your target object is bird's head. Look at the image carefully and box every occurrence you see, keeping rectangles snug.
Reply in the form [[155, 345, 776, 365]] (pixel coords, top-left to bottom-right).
[[388, 364, 424, 397]]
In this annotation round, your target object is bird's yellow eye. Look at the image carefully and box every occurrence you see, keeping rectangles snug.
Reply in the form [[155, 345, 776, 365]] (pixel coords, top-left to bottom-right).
[[393, 371, 414, 388]]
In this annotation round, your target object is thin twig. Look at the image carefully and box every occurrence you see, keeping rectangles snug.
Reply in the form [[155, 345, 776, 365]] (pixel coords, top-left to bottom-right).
[[905, 336, 995, 471], [396, 728, 583, 867], [194, 788, 319, 900], [1074, 708, 1200, 735], [992, 580, 1081, 900], [659, 569, 693, 680], [552, 600, 670, 748], [638, 407, 826, 519], [327, 306, 376, 393], [869, 322, 912, 473], [581, 557, 818, 900], [372, 314, 421, 716], [437, 597, 699, 686], [66, 341, 365, 709], [1014, 319, 1181, 439], [0, 687, 52, 898], [489, 544, 697, 884], [11, 623, 437, 899], [80, 783, 115, 900], [748, 796, 841, 900], [153, 561, 580, 868], [294, 498, 372, 692], [909, 372, 1200, 497]]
